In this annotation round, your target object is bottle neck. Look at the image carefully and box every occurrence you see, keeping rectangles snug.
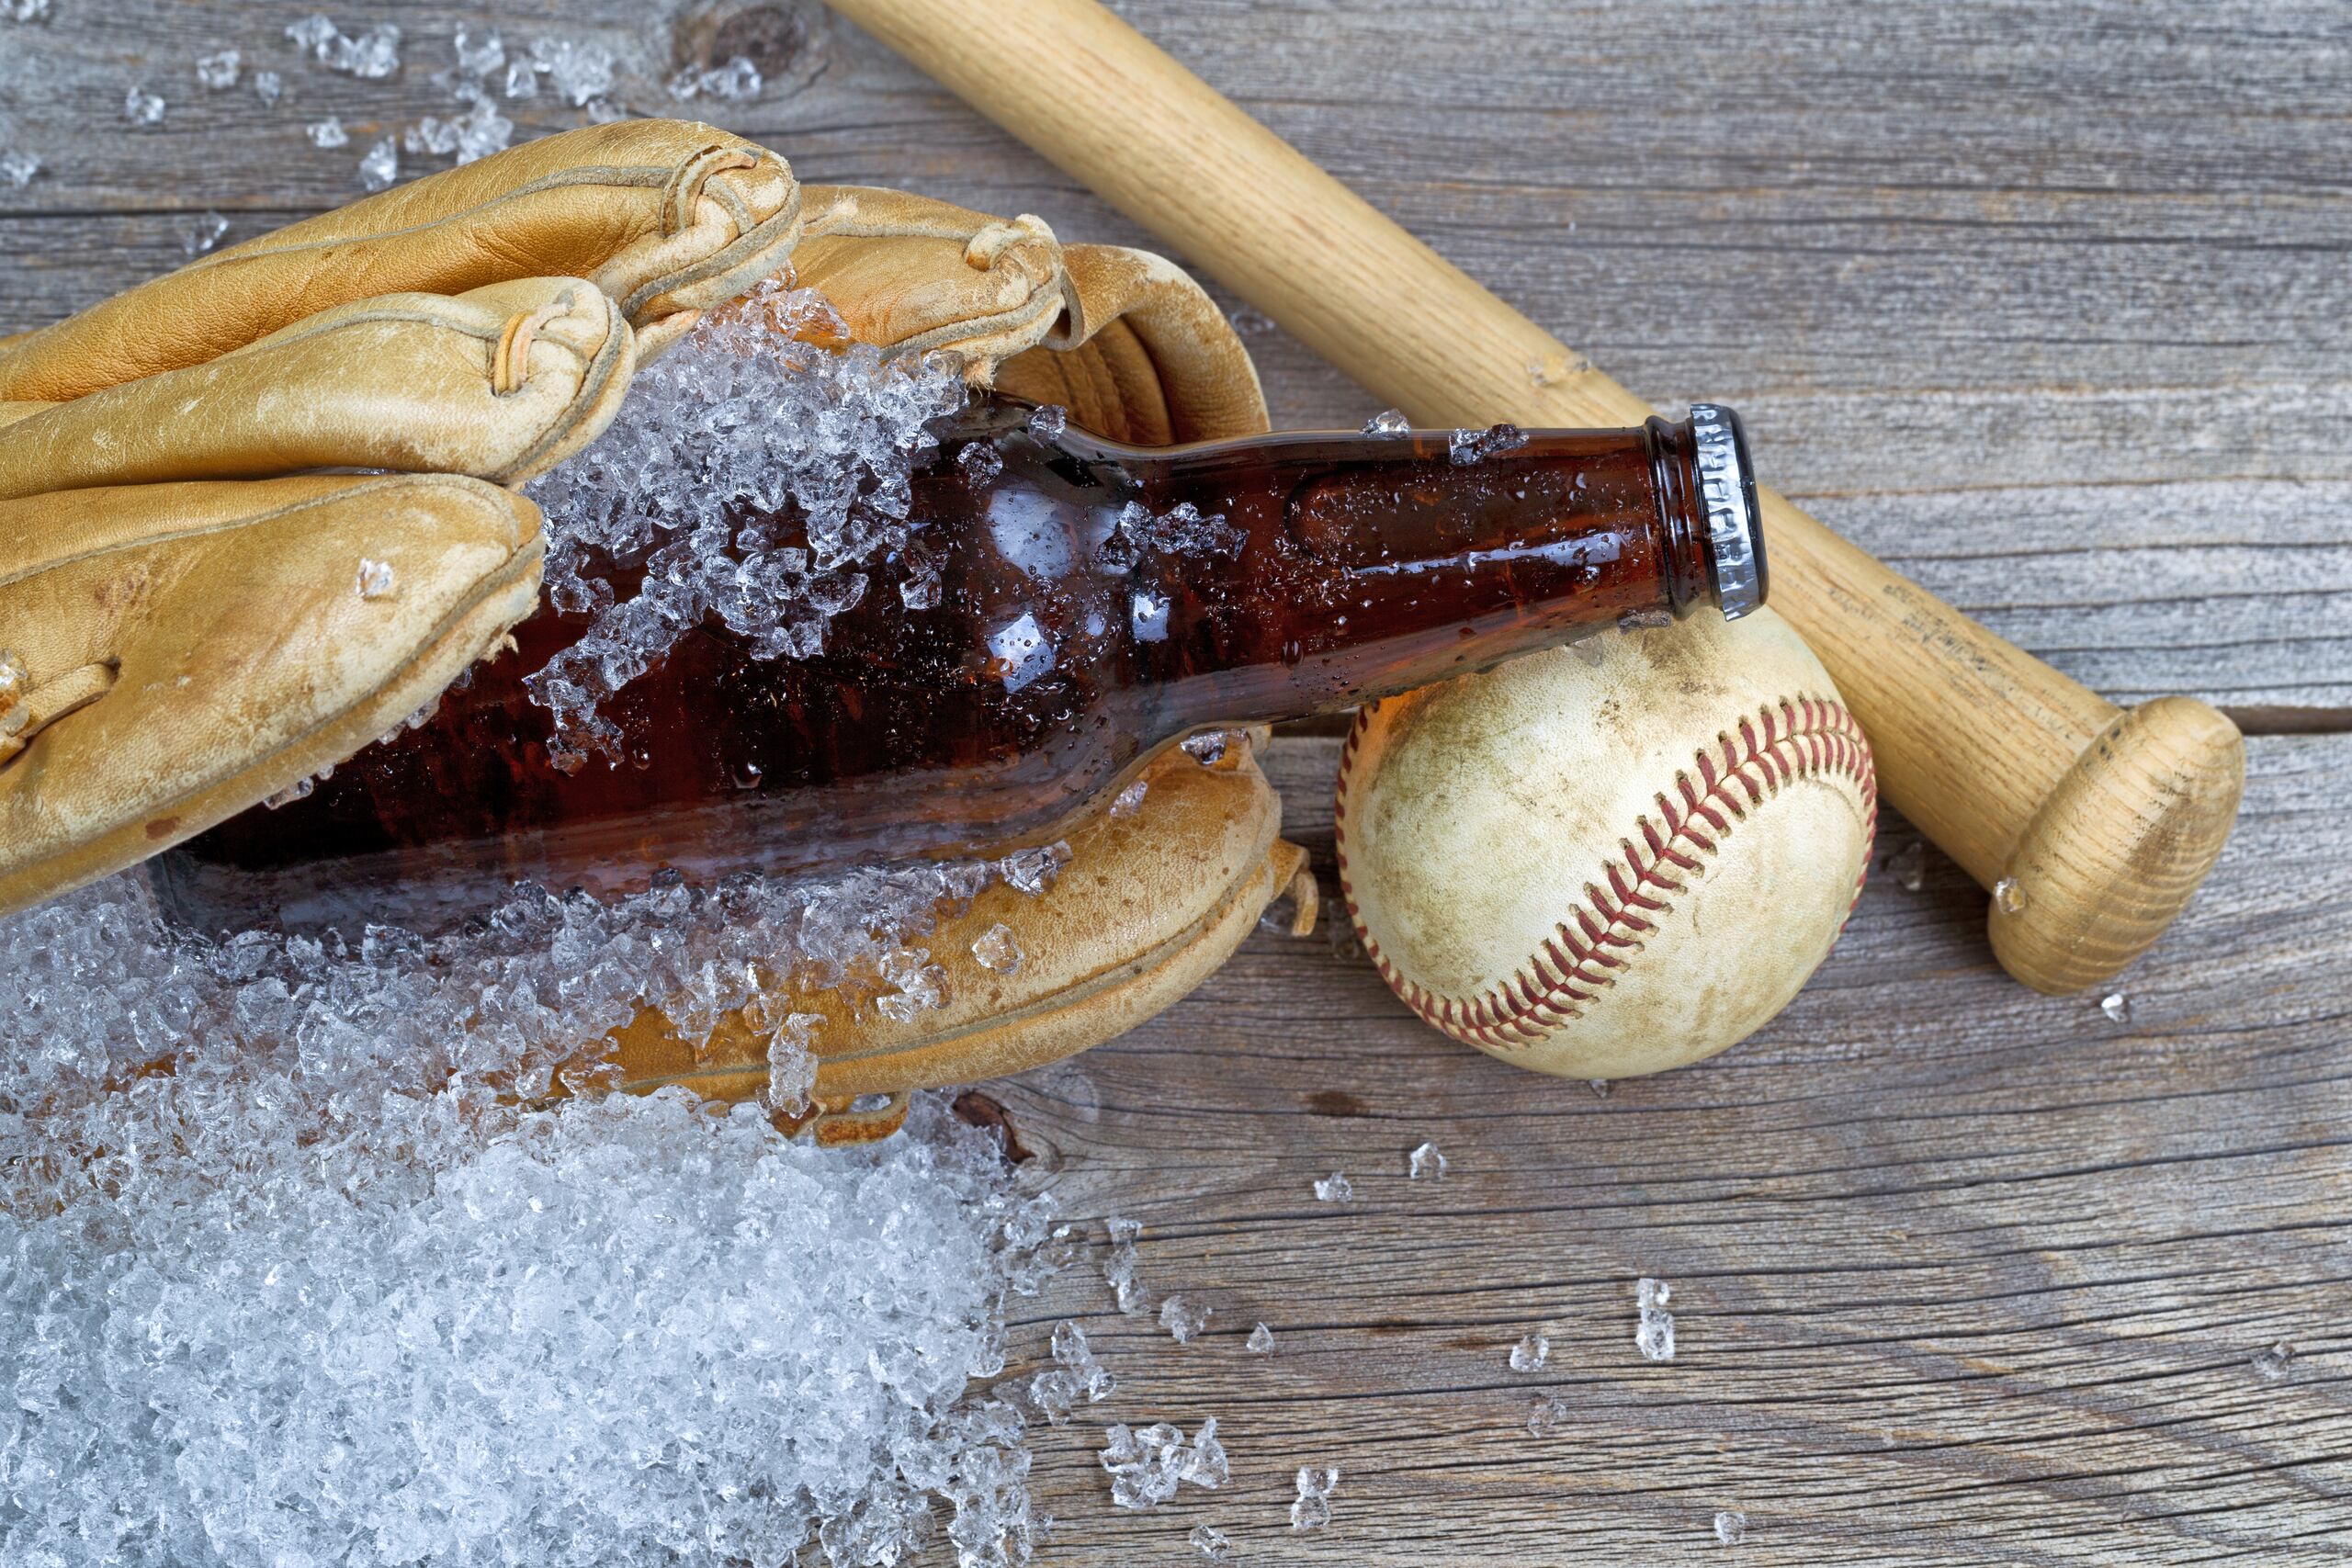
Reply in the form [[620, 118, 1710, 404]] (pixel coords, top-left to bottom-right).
[[1087, 411, 1763, 737]]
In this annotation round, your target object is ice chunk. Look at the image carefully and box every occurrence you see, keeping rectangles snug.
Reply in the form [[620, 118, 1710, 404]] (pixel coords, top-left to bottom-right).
[[1182, 1416, 1229, 1487], [286, 14, 402, 78], [1993, 875, 2027, 914], [1104, 1239, 1146, 1314], [355, 557, 397, 599], [671, 55, 763, 101], [358, 136, 399, 190], [528, 36, 616, 106], [1527, 1394, 1571, 1436], [1617, 607, 1674, 631], [1026, 402, 1068, 441], [453, 24, 504, 75], [1182, 729, 1235, 765], [761, 1010, 820, 1114], [306, 116, 348, 148], [1714, 1509, 1748, 1545], [1190, 1523, 1236, 1562], [1636, 1276, 1677, 1361], [1313, 1170, 1353, 1202], [1887, 839, 1927, 891], [1114, 498, 1244, 557], [1510, 1333, 1549, 1371], [1110, 778, 1149, 817], [196, 48, 242, 89], [2099, 991, 2132, 1024], [999, 841, 1069, 897], [1448, 422, 1529, 465], [1051, 1319, 1115, 1404], [1, 0, 51, 19], [1099, 1422, 1187, 1509], [176, 210, 228, 257], [2253, 1341, 2294, 1381], [1246, 1322, 1274, 1354], [1291, 1464, 1340, 1529], [1106, 1215, 1144, 1246], [123, 85, 166, 125], [1408, 1140, 1447, 1179], [1361, 408, 1412, 436], [253, 69, 284, 105], [972, 921, 1023, 976], [1159, 1293, 1210, 1344], [1, 149, 40, 186], [875, 944, 946, 1023]]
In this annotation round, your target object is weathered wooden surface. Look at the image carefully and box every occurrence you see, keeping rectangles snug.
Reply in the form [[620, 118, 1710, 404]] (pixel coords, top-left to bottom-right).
[[3, 1, 2348, 1561]]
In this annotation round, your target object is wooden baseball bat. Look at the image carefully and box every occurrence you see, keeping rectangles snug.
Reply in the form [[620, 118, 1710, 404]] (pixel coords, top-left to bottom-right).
[[822, 0, 2245, 995]]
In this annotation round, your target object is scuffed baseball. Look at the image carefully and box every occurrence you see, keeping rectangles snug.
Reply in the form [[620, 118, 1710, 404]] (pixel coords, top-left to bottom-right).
[[1336, 606, 1875, 1079]]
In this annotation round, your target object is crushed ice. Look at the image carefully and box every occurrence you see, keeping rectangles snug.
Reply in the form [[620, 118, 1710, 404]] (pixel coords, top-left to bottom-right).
[[1313, 1170, 1354, 1202], [1510, 1333, 1550, 1371], [1190, 1523, 1236, 1561], [524, 279, 966, 772], [1448, 422, 1528, 465], [1246, 1322, 1275, 1354], [1098, 1418, 1226, 1509], [0, 870, 1061, 1567], [1159, 1292, 1211, 1344], [1408, 1139, 1448, 1179]]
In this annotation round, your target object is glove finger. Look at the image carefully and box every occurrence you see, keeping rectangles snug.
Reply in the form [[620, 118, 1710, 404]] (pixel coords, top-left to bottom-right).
[[0, 277, 632, 502], [0, 121, 797, 403], [0, 474, 542, 918]]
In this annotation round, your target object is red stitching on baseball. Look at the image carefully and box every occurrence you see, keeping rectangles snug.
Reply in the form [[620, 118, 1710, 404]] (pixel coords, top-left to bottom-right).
[[1335, 694, 1878, 1051]]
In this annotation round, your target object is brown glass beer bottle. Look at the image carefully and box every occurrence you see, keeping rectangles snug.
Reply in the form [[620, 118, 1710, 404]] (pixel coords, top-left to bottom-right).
[[154, 400, 1764, 931]]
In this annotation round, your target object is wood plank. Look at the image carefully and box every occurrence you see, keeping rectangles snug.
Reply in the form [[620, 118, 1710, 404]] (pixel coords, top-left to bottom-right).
[[969, 730, 2352, 1564], [3, 0, 2347, 712]]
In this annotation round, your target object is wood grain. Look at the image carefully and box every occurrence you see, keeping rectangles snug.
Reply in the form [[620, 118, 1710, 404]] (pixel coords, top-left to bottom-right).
[[2, 1, 2346, 1559], [977, 730, 2352, 1565]]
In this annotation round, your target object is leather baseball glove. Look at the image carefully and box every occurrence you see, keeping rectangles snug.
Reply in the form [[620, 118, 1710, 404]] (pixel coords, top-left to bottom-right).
[[0, 129, 1307, 1141]]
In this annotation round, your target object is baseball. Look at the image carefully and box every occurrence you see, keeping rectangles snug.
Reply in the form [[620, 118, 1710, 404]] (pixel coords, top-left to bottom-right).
[[1335, 606, 1876, 1079]]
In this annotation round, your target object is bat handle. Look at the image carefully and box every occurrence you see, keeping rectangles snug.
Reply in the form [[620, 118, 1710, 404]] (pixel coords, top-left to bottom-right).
[[822, 0, 2246, 993]]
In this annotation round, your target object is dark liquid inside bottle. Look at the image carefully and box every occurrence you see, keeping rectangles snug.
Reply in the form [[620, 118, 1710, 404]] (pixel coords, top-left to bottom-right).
[[153, 400, 1762, 933]]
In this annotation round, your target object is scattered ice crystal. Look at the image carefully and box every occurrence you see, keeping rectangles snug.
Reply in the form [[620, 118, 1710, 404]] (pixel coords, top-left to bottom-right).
[[123, 85, 166, 125], [1408, 1140, 1448, 1179], [0, 149, 39, 186], [286, 13, 402, 78], [958, 438, 1004, 485], [1715, 1509, 1748, 1545], [760, 1008, 820, 1113], [973, 921, 1024, 976], [1107, 1215, 1144, 1245], [196, 48, 242, 89], [453, 23, 504, 74], [528, 35, 617, 106], [1528, 1394, 1571, 1436], [1227, 305, 1276, 335], [1362, 408, 1412, 436], [0, 867, 1060, 1568], [175, 209, 228, 257], [901, 572, 944, 610], [263, 774, 318, 809], [354, 557, 397, 599], [1110, 778, 1149, 817], [1190, 1523, 1235, 1562], [1636, 1276, 1677, 1361], [1589, 1077, 1614, 1098], [1115, 498, 1244, 557], [2099, 991, 2132, 1024], [1993, 875, 2028, 915], [1098, 1420, 1223, 1509], [1104, 1236, 1146, 1314], [358, 136, 399, 190], [1887, 839, 1927, 892], [876, 944, 946, 1022], [671, 55, 764, 100], [2253, 1341, 2294, 1381], [1182, 729, 1234, 765], [524, 280, 965, 769], [1448, 422, 1529, 465], [1291, 1464, 1340, 1530], [1052, 1320, 1117, 1403], [1616, 607, 1675, 631], [1313, 1170, 1354, 1202], [999, 841, 1069, 897], [306, 115, 348, 148], [1247, 1322, 1275, 1354], [1510, 1333, 1551, 1372], [1027, 402, 1068, 441], [253, 69, 284, 105], [1159, 1293, 1211, 1344]]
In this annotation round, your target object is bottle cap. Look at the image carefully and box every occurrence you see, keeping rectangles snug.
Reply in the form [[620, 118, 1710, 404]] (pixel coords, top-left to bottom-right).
[[1689, 402, 1766, 620]]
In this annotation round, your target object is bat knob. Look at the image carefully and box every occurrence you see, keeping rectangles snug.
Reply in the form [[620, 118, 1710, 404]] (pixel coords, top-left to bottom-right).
[[1987, 695, 2245, 996]]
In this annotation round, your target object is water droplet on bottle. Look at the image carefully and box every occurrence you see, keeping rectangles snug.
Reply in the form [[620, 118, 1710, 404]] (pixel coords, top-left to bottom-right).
[[733, 761, 763, 790]]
